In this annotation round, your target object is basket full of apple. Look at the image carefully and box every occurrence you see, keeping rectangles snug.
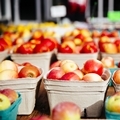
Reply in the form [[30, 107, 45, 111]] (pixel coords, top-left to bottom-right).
[[56, 29, 99, 67], [0, 88, 21, 120], [43, 58, 111, 118], [0, 59, 43, 115]]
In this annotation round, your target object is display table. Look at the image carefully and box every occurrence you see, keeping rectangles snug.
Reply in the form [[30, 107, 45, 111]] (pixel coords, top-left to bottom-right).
[[17, 86, 115, 120]]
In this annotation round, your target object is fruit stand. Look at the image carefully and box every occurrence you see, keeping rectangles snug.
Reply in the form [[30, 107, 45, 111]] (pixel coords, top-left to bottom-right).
[[1, 0, 120, 120]]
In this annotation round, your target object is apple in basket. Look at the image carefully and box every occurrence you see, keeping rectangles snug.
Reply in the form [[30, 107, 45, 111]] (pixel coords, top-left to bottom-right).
[[0, 93, 11, 110], [82, 59, 104, 76], [52, 101, 81, 120], [112, 69, 120, 84], [106, 92, 120, 113], [0, 89, 18, 104], [101, 56, 116, 68], [18, 65, 41, 78]]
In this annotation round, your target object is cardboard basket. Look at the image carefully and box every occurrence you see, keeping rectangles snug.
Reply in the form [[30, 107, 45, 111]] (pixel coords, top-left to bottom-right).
[[57, 52, 99, 68], [0, 93, 21, 120], [11, 51, 54, 74], [101, 52, 120, 63], [0, 70, 43, 115], [0, 50, 9, 62], [43, 69, 111, 118]]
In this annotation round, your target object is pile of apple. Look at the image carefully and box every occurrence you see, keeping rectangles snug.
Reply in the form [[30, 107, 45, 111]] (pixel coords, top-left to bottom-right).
[[58, 29, 98, 54], [30, 101, 81, 120], [105, 92, 120, 117], [46, 59, 106, 82], [0, 88, 18, 111], [0, 60, 41, 80], [3, 29, 58, 54]]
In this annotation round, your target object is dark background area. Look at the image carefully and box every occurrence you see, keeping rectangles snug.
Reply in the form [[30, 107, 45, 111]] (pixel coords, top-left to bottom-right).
[[1, 0, 120, 22]]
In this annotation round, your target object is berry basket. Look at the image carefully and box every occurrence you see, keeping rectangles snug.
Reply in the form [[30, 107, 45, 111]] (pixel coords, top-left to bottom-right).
[[0, 93, 21, 120], [43, 69, 111, 118]]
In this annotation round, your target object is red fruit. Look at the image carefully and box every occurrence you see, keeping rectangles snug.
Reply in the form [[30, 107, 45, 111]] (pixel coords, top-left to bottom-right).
[[0, 89, 18, 104], [30, 115, 51, 120], [82, 59, 104, 76], [59, 72, 80, 81], [47, 67, 65, 80], [18, 65, 41, 78], [52, 101, 81, 120]]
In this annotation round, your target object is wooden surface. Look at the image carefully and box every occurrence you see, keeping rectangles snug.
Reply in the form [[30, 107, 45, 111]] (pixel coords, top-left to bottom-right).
[[17, 81, 116, 120]]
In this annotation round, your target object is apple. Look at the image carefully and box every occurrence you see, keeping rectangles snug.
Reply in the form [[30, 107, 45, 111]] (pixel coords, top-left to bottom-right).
[[75, 33, 84, 41], [52, 101, 81, 120], [59, 72, 80, 81], [106, 92, 120, 113], [59, 41, 76, 53], [60, 60, 78, 73], [32, 30, 43, 40], [33, 43, 50, 53], [0, 89, 18, 104], [73, 69, 84, 80], [92, 30, 100, 38], [101, 42, 118, 54], [82, 73, 103, 82], [114, 39, 120, 52], [30, 115, 51, 120], [109, 30, 119, 38], [80, 29, 91, 38], [82, 59, 104, 76], [101, 56, 116, 68], [50, 60, 62, 69], [0, 60, 18, 73], [0, 69, 18, 80], [100, 30, 110, 37], [0, 44, 5, 51], [0, 93, 11, 110], [0, 37, 9, 49], [16, 42, 35, 54], [18, 65, 41, 78], [47, 67, 65, 80], [113, 69, 120, 84], [73, 38, 82, 46], [41, 38, 56, 51], [80, 41, 98, 53], [58, 44, 73, 53], [29, 39, 41, 45], [12, 37, 25, 46]]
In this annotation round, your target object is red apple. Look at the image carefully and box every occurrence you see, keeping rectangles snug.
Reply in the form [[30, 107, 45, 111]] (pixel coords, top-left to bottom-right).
[[58, 44, 73, 53], [0, 44, 5, 51], [114, 39, 120, 52], [30, 115, 51, 120], [33, 43, 50, 53], [16, 42, 35, 54], [101, 56, 115, 68], [59, 72, 80, 81], [82, 73, 102, 82], [50, 60, 62, 69], [60, 60, 78, 73], [80, 41, 98, 53], [52, 101, 81, 120], [18, 65, 41, 78], [47, 67, 65, 80], [75, 33, 84, 41], [0, 37, 9, 49], [100, 30, 110, 37], [0, 89, 18, 104], [113, 69, 120, 84], [82, 59, 104, 76], [109, 30, 119, 38]]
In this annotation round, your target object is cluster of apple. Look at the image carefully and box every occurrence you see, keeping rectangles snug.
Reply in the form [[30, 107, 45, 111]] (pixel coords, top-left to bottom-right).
[[2, 29, 58, 54], [0, 88, 18, 111], [0, 60, 41, 80], [30, 101, 81, 120], [92, 30, 119, 39], [58, 29, 98, 54], [47, 59, 105, 82]]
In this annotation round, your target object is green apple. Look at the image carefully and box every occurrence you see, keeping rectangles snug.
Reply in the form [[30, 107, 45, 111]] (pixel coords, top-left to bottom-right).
[[106, 94, 120, 113], [0, 93, 11, 110]]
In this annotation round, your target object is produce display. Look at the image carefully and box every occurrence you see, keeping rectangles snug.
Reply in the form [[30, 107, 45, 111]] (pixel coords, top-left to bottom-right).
[[0, 60, 41, 80]]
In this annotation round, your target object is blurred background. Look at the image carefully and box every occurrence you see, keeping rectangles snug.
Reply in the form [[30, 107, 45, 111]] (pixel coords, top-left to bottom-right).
[[0, 0, 120, 24]]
